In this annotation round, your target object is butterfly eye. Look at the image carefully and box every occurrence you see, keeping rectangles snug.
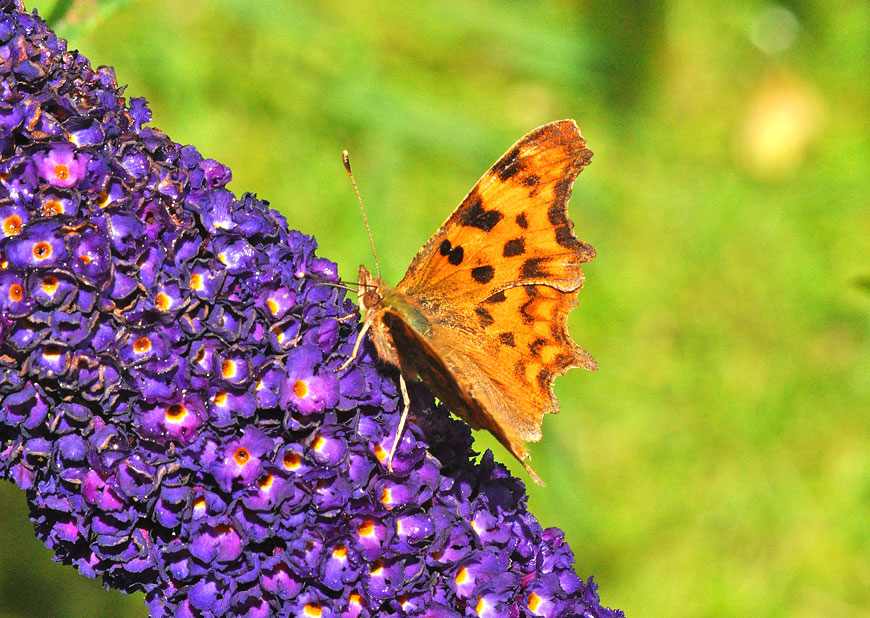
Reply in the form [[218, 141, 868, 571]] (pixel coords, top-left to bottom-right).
[[363, 289, 380, 308]]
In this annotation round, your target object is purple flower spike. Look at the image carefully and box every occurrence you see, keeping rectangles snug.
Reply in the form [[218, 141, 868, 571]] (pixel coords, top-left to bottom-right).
[[0, 3, 623, 617]]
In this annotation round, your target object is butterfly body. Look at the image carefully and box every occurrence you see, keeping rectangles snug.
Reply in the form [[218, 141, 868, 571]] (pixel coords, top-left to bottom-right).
[[353, 120, 597, 485]]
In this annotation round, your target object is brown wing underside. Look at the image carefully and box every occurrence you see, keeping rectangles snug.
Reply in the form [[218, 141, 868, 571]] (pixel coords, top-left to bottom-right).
[[381, 283, 595, 474]]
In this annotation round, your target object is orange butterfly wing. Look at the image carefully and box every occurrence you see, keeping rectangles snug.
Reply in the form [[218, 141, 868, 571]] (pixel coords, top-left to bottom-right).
[[398, 119, 595, 304], [387, 119, 597, 483]]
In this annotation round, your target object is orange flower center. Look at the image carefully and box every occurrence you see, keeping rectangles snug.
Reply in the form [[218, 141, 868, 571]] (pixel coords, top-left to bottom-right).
[[54, 164, 70, 180], [41, 276, 58, 294], [155, 292, 171, 311], [32, 241, 52, 260], [293, 379, 308, 398], [43, 199, 63, 215], [233, 447, 250, 465], [303, 603, 322, 618], [2, 215, 21, 236], [283, 451, 300, 470], [455, 566, 469, 584], [221, 359, 234, 378], [166, 403, 185, 420], [133, 336, 151, 353], [370, 559, 384, 576]]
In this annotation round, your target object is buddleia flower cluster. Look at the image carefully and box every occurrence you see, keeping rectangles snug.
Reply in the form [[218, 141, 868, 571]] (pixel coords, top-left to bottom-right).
[[0, 2, 624, 617]]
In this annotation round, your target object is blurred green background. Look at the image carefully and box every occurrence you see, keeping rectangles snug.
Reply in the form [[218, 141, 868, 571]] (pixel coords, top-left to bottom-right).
[[1, 1, 868, 616]]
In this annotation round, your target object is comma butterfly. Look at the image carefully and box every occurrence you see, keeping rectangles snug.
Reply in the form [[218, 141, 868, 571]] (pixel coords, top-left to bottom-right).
[[342, 120, 597, 486]]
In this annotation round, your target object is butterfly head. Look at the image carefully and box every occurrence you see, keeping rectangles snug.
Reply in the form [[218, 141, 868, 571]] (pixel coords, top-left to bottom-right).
[[357, 265, 383, 315]]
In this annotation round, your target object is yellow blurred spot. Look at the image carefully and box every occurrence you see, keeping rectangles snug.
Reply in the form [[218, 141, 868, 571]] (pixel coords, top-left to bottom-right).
[[738, 71, 824, 179]]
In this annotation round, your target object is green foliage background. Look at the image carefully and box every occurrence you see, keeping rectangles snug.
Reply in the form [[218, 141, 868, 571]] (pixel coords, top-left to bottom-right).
[[1, 1, 867, 617]]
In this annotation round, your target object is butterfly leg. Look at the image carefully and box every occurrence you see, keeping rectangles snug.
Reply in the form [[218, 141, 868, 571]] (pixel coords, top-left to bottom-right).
[[386, 372, 411, 474], [336, 317, 372, 372]]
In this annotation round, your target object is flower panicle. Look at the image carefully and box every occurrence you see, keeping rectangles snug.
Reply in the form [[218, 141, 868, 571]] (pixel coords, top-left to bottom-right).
[[0, 2, 623, 617]]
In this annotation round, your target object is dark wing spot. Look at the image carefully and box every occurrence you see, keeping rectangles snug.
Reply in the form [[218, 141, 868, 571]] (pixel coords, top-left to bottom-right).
[[536, 367, 552, 389], [529, 338, 547, 357], [515, 359, 529, 383], [499, 332, 516, 347], [555, 224, 579, 249], [523, 285, 538, 297], [522, 257, 548, 279], [515, 213, 529, 229], [448, 245, 464, 265], [471, 265, 495, 284], [551, 321, 569, 343], [520, 297, 535, 324], [474, 306, 494, 328], [502, 238, 526, 258], [460, 196, 504, 232], [439, 239, 452, 256], [547, 201, 567, 226], [486, 290, 507, 304], [494, 146, 523, 180], [523, 174, 540, 187]]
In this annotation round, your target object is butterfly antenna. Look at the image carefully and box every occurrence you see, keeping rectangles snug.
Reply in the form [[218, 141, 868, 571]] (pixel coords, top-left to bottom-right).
[[343, 150, 381, 279]]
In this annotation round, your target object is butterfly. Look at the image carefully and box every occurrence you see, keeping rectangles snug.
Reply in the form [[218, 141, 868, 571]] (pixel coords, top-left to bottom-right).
[[341, 120, 597, 486]]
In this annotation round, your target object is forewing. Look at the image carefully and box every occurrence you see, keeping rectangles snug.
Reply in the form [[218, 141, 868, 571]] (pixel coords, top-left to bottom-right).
[[397, 119, 595, 305]]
